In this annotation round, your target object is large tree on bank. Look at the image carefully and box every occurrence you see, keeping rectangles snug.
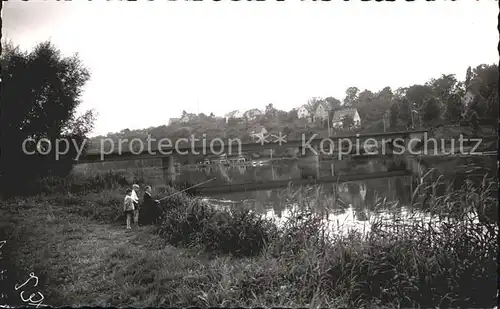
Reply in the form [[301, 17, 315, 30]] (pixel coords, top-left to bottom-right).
[[1, 41, 95, 195]]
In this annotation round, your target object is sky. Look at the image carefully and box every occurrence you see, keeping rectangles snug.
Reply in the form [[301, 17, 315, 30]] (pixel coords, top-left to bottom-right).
[[2, 0, 498, 137]]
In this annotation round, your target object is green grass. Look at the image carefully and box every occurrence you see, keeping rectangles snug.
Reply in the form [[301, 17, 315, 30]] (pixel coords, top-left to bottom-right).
[[0, 172, 497, 308]]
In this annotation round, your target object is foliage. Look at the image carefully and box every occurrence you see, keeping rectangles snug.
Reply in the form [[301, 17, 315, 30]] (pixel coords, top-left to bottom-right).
[[158, 197, 277, 257], [341, 114, 355, 129], [1, 173, 496, 307], [343, 86, 360, 107], [0, 41, 94, 196], [88, 63, 496, 152]]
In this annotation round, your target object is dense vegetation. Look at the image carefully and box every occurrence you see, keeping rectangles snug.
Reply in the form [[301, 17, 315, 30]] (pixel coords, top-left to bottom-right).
[[0, 41, 95, 196], [0, 171, 497, 307], [89, 63, 498, 151], [1, 40, 496, 194], [0, 39, 496, 308]]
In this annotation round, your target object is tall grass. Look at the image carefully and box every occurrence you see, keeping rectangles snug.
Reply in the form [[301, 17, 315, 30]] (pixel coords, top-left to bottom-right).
[[4, 170, 497, 307], [155, 174, 497, 308]]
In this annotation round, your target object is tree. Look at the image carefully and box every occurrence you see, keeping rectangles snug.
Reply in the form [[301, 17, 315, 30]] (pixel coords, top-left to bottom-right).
[[356, 89, 375, 124], [343, 87, 359, 107], [305, 97, 323, 114], [421, 97, 441, 126], [265, 103, 278, 118], [428, 74, 464, 123], [388, 102, 400, 130], [324, 96, 342, 111], [276, 110, 288, 125], [342, 114, 355, 129], [465, 66, 473, 90], [1, 41, 94, 195], [287, 109, 298, 121], [467, 64, 498, 125], [390, 94, 413, 130], [378, 87, 393, 102]]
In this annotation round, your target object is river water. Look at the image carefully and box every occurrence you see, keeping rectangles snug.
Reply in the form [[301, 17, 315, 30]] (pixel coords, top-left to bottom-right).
[[176, 155, 497, 233], [77, 154, 497, 233]]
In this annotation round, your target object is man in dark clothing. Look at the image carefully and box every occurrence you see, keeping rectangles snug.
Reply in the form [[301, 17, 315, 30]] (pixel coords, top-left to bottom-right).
[[141, 185, 160, 225]]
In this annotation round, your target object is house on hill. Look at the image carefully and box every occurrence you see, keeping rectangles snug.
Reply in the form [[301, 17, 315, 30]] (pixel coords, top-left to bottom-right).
[[225, 110, 243, 123], [168, 118, 181, 125], [298, 106, 309, 119], [250, 124, 268, 142], [313, 102, 330, 122], [250, 124, 268, 135], [180, 113, 196, 124], [331, 108, 361, 128], [243, 109, 264, 121]]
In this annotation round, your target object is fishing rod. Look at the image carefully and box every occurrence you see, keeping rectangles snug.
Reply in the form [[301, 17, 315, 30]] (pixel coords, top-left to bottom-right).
[[157, 177, 217, 201]]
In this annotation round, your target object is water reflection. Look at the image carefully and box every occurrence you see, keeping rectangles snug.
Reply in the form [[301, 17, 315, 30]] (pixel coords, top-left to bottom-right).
[[204, 174, 414, 219], [177, 156, 408, 187], [78, 153, 496, 234], [189, 155, 496, 234]]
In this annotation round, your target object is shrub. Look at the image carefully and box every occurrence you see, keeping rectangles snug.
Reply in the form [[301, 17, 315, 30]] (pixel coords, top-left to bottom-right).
[[158, 194, 277, 257]]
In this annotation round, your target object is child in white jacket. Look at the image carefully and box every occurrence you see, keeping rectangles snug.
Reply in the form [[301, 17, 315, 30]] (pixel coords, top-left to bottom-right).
[[123, 189, 135, 229], [131, 184, 140, 227]]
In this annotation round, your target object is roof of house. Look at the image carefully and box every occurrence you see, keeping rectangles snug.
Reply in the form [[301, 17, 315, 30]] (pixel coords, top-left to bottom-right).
[[244, 109, 263, 117], [316, 103, 326, 110], [332, 108, 359, 122], [318, 101, 334, 110], [225, 110, 243, 118]]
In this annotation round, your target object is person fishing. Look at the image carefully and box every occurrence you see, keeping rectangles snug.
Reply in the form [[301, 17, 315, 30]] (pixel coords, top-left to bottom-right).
[[141, 185, 160, 225]]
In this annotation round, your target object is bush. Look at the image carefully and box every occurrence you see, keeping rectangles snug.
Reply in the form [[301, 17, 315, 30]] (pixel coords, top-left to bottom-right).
[[158, 195, 277, 257]]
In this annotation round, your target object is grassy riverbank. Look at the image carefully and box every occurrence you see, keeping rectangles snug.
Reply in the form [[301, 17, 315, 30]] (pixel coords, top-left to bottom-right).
[[0, 173, 497, 307]]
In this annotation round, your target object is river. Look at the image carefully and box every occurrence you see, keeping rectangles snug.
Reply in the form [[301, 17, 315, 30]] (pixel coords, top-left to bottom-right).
[[77, 154, 497, 233], [173, 154, 497, 233]]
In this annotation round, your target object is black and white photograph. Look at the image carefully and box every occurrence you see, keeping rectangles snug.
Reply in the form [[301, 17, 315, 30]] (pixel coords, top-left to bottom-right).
[[0, 0, 498, 307]]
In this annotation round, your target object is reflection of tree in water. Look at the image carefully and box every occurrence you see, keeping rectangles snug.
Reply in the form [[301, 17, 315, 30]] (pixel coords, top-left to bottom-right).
[[250, 189, 277, 215], [394, 177, 410, 205], [202, 166, 213, 176], [387, 156, 407, 171], [347, 182, 369, 221], [217, 165, 232, 183], [272, 196, 285, 218], [359, 183, 367, 200], [452, 174, 466, 191], [363, 179, 383, 212], [253, 190, 267, 214]]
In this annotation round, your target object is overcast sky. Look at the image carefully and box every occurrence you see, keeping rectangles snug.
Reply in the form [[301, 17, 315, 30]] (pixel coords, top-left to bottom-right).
[[2, 0, 498, 137]]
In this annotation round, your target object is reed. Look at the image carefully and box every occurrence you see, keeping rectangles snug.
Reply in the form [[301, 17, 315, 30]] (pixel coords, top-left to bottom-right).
[[0, 170, 496, 307]]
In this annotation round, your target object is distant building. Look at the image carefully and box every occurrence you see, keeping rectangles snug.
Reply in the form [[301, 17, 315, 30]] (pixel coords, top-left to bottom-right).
[[331, 108, 361, 128], [298, 106, 309, 119], [180, 113, 197, 124], [168, 118, 181, 125], [313, 102, 329, 122], [225, 110, 243, 123], [244, 109, 264, 121], [250, 124, 268, 141], [250, 124, 268, 135]]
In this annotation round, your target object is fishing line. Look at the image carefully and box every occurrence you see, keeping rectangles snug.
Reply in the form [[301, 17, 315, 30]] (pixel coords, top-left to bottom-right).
[[157, 177, 217, 201]]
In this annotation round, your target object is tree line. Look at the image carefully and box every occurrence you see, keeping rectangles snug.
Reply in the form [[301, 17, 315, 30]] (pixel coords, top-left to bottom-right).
[[94, 63, 497, 147], [1, 40, 496, 194]]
